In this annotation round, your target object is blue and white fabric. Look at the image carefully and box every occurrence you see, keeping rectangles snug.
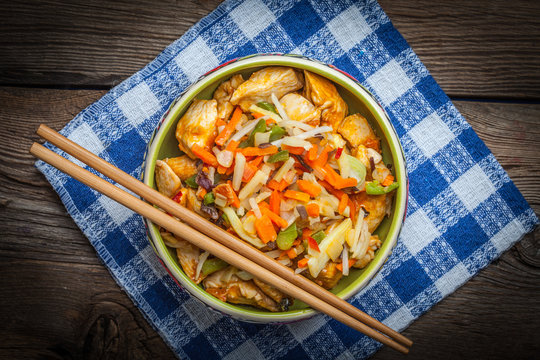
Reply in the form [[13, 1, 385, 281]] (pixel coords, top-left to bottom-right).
[[36, 0, 538, 359]]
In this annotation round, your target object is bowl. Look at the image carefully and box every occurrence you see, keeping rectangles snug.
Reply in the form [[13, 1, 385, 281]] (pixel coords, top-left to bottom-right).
[[142, 54, 408, 323]]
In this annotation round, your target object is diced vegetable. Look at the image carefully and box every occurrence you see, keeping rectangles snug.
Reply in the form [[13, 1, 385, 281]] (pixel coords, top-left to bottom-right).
[[280, 137, 312, 150], [192, 144, 219, 167], [260, 207, 288, 229], [269, 190, 281, 214], [306, 203, 319, 217], [334, 147, 343, 159], [297, 258, 309, 268], [267, 150, 290, 163], [215, 106, 242, 146], [269, 125, 287, 142], [232, 152, 246, 191], [365, 180, 399, 195], [336, 259, 356, 273], [271, 93, 290, 122], [203, 192, 215, 205], [241, 146, 278, 157], [201, 258, 229, 276], [307, 237, 320, 252], [382, 174, 395, 187], [184, 174, 198, 189], [239, 170, 269, 200], [284, 190, 310, 203], [344, 154, 367, 184], [273, 157, 295, 182], [256, 101, 278, 114], [338, 193, 349, 215], [308, 218, 352, 278], [249, 104, 283, 122], [296, 179, 321, 197], [172, 190, 183, 203], [267, 178, 290, 191], [222, 207, 265, 248], [244, 118, 267, 147], [254, 215, 277, 243], [276, 223, 298, 250], [323, 164, 358, 189], [282, 144, 305, 155], [311, 230, 326, 244], [254, 132, 271, 147], [307, 144, 318, 161], [213, 183, 240, 208]]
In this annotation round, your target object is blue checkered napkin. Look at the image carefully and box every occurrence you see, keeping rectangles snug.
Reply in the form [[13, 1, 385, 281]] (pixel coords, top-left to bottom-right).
[[36, 0, 538, 358]]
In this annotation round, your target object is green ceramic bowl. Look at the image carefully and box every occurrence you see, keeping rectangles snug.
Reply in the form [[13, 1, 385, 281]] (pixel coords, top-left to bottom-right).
[[142, 54, 408, 323]]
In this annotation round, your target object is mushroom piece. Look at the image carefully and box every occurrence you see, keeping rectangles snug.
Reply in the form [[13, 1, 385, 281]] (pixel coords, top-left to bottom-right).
[[175, 99, 219, 159], [230, 67, 304, 112], [303, 70, 347, 130]]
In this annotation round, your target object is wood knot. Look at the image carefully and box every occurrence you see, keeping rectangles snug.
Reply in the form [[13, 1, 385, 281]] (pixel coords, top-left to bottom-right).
[[83, 314, 119, 360], [516, 227, 540, 268]]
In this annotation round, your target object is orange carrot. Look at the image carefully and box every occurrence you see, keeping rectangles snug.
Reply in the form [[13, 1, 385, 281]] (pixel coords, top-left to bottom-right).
[[302, 228, 313, 240], [323, 164, 357, 189], [348, 199, 356, 223], [308, 145, 332, 168], [261, 207, 288, 229], [226, 140, 240, 152], [297, 180, 322, 197], [217, 165, 227, 174], [364, 138, 380, 152], [241, 146, 278, 156], [267, 179, 290, 191], [254, 215, 277, 243], [226, 180, 241, 208], [192, 144, 218, 167], [249, 156, 263, 168], [338, 193, 349, 215], [286, 248, 298, 259], [252, 112, 265, 119], [282, 144, 305, 155], [318, 180, 345, 199], [216, 119, 227, 128], [297, 258, 309, 268], [196, 187, 207, 200], [307, 143, 318, 161], [284, 190, 310, 203], [306, 203, 319, 217], [215, 106, 242, 146], [382, 174, 395, 187], [226, 166, 235, 176], [265, 118, 276, 126], [269, 190, 281, 215], [336, 259, 357, 272]]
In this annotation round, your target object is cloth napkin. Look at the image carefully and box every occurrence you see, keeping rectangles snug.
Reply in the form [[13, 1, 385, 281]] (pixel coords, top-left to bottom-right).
[[36, 0, 538, 358]]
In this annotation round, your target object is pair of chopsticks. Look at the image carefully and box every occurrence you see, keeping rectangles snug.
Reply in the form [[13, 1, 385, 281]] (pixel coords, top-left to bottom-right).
[[31, 124, 412, 354]]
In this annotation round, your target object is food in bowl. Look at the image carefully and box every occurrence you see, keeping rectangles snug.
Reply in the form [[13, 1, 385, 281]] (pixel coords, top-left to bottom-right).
[[153, 65, 399, 312]]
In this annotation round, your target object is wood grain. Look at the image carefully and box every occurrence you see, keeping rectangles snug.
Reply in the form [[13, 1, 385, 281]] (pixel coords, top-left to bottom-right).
[[1, 0, 539, 99], [0, 87, 538, 359]]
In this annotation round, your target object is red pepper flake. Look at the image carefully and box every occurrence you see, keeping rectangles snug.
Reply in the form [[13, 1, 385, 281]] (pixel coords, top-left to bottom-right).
[[307, 237, 320, 252], [172, 190, 183, 203], [335, 147, 344, 159]]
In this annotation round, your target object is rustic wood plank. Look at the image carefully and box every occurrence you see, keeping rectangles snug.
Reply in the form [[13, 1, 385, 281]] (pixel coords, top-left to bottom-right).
[[1, 0, 540, 99], [0, 87, 538, 358]]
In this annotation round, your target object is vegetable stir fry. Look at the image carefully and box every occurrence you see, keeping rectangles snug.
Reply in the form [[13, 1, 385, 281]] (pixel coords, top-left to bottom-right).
[[155, 66, 398, 312]]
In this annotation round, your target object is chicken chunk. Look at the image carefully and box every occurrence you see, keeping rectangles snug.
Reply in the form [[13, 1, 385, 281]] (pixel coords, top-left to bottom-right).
[[164, 156, 198, 180], [155, 160, 181, 198], [160, 231, 205, 284], [230, 67, 304, 111], [253, 278, 293, 310], [304, 261, 343, 289], [279, 93, 321, 126], [338, 113, 378, 149], [353, 192, 393, 233], [213, 74, 245, 121], [303, 70, 347, 130], [185, 188, 204, 216], [175, 99, 219, 159], [203, 267, 280, 312]]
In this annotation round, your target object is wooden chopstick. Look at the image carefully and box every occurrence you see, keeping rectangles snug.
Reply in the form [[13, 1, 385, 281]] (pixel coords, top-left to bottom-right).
[[35, 125, 412, 351]]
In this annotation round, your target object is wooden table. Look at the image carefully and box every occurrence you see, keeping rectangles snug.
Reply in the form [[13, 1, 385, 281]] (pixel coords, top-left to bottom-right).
[[1, 1, 539, 359]]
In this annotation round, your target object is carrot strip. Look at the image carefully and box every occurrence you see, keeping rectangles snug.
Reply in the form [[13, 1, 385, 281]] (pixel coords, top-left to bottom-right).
[[382, 174, 395, 187], [252, 112, 265, 119], [226, 140, 240, 152], [284, 190, 310, 203], [261, 207, 288, 229], [265, 118, 276, 126], [308, 145, 332, 168], [306, 203, 319, 217], [338, 193, 349, 215], [267, 179, 290, 191], [226, 166, 235, 176], [282, 144, 305, 155], [196, 187, 207, 200], [192, 144, 218, 167], [307, 237, 320, 252], [297, 258, 309, 268], [336, 259, 357, 272], [318, 180, 345, 199], [307, 143, 318, 161], [286, 248, 298, 259], [254, 215, 277, 243], [241, 146, 278, 157], [297, 179, 321, 197], [269, 190, 281, 215], [323, 164, 358, 189], [215, 107, 242, 146], [301, 228, 313, 240], [226, 180, 240, 208], [348, 199, 356, 223], [216, 119, 227, 128], [217, 165, 227, 174]]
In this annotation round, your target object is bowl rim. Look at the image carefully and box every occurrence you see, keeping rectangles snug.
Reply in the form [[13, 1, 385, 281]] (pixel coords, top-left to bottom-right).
[[142, 54, 408, 323]]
